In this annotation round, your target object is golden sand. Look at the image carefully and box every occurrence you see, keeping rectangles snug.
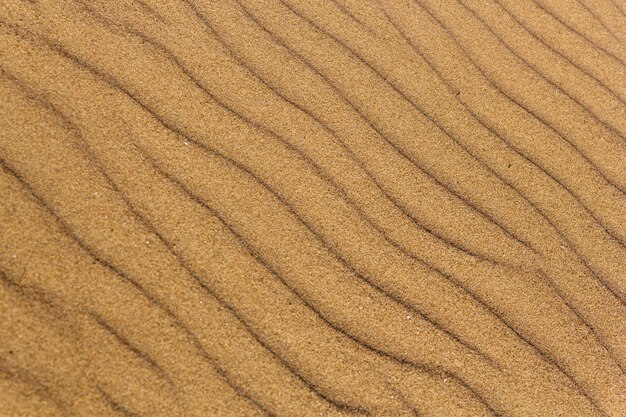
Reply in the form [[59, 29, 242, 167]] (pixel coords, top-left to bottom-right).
[[0, 0, 625, 416]]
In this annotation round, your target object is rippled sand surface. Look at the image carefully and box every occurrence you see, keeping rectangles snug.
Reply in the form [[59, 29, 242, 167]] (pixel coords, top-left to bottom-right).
[[1, 1, 625, 416]]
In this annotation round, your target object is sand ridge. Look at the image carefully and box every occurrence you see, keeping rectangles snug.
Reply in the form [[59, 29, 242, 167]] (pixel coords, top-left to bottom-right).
[[0, 0, 625, 416]]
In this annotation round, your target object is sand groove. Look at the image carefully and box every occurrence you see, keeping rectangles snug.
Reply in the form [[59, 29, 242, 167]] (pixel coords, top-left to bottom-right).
[[0, 1, 624, 416]]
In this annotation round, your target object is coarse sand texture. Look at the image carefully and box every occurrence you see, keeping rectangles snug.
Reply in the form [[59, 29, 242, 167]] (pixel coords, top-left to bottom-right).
[[0, 0, 625, 416]]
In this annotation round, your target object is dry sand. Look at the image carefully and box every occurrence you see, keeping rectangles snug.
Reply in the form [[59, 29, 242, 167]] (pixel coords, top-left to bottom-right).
[[0, 0, 625, 416]]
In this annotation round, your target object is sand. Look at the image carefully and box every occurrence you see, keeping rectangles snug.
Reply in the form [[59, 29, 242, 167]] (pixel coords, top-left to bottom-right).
[[0, 0, 624, 416]]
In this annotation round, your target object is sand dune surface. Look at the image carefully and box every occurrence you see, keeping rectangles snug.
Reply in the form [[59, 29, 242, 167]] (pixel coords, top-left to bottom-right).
[[0, 0, 625, 416]]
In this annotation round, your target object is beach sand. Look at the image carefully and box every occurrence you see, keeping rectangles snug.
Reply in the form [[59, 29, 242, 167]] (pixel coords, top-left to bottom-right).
[[0, 0, 625, 416]]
